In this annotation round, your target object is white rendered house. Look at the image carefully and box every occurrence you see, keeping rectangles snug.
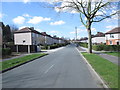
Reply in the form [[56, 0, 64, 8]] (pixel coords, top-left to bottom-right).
[[105, 27, 120, 45], [14, 27, 43, 53], [92, 32, 106, 45]]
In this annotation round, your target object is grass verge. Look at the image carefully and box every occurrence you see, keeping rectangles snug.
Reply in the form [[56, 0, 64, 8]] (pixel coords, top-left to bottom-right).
[[0, 53, 47, 71], [81, 52, 119, 88], [104, 52, 120, 57]]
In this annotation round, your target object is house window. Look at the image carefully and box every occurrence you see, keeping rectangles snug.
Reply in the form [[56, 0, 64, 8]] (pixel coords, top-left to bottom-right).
[[23, 40, 26, 43], [110, 34, 114, 38], [109, 41, 112, 45]]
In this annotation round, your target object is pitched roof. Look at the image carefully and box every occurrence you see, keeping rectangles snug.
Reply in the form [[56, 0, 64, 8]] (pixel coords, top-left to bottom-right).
[[94, 32, 105, 37], [106, 27, 120, 34], [14, 27, 43, 35], [41, 32, 52, 37]]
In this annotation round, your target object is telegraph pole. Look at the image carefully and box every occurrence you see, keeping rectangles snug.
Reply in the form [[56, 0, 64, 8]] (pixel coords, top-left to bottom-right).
[[75, 27, 77, 41]]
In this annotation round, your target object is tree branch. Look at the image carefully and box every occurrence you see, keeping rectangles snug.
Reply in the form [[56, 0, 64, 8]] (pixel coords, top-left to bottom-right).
[[79, 13, 87, 28], [92, 12, 117, 22]]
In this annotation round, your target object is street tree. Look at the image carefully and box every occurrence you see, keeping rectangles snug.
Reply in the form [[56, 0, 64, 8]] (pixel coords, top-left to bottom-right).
[[10, 24, 18, 42], [53, 0, 119, 53]]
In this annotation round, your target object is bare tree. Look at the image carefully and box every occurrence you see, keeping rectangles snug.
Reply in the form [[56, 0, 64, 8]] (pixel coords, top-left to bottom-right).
[[53, 0, 119, 53]]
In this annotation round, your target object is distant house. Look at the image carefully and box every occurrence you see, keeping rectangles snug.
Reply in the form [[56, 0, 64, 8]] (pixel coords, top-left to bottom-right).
[[105, 27, 120, 45], [41, 32, 54, 45], [14, 27, 43, 53], [92, 32, 106, 45], [59, 38, 65, 44], [80, 37, 88, 43], [53, 37, 59, 44]]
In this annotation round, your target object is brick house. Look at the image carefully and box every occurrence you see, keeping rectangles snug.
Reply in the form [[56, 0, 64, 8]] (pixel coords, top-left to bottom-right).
[[105, 27, 120, 45]]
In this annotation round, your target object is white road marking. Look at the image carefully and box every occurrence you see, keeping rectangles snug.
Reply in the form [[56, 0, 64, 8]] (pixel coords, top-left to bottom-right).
[[44, 64, 55, 74]]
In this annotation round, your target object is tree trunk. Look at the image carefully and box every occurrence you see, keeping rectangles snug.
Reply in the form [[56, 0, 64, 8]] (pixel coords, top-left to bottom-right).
[[87, 20, 92, 53], [87, 29, 92, 53]]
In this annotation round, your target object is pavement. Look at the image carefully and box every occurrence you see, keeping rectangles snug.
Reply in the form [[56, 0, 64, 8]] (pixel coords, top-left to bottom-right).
[[2, 44, 103, 88], [77, 46, 119, 65]]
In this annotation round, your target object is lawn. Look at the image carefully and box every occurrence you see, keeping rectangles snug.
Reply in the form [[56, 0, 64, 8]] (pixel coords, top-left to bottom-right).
[[0, 53, 47, 71], [104, 52, 120, 57], [81, 52, 119, 88]]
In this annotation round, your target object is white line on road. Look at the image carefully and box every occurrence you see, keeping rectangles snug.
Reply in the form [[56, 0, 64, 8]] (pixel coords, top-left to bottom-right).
[[44, 64, 55, 74]]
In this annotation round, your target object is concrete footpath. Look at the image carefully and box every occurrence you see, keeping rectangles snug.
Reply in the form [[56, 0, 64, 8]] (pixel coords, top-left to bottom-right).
[[77, 46, 119, 66]]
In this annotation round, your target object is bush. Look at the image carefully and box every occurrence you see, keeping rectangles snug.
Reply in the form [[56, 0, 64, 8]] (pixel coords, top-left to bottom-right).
[[79, 42, 120, 51], [92, 45, 104, 51], [92, 45, 120, 51], [2, 48, 12, 56], [78, 42, 88, 48], [41, 43, 68, 50]]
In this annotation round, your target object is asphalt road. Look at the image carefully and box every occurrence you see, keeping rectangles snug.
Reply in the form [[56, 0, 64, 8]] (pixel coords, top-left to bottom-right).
[[2, 44, 103, 88]]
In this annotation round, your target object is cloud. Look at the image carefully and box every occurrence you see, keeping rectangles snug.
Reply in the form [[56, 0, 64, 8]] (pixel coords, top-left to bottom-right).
[[0, 13, 3, 18], [23, 0, 30, 4], [106, 25, 117, 29], [50, 20, 65, 25], [13, 16, 25, 24], [105, 25, 117, 32], [48, 30, 59, 34], [91, 28, 97, 32], [70, 27, 96, 34], [23, 14, 31, 17], [19, 26, 29, 29], [0, 13, 6, 19], [35, 28, 43, 32], [79, 25, 84, 28], [28, 16, 51, 24], [70, 28, 85, 34]]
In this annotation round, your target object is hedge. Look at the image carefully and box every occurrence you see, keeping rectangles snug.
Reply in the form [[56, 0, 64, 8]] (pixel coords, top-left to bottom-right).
[[78, 42, 88, 48], [78, 42, 120, 51], [41, 43, 68, 50], [92, 45, 120, 51], [2, 48, 12, 56]]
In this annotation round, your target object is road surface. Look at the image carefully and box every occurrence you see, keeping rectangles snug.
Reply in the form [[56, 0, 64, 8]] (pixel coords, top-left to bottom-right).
[[2, 44, 103, 88]]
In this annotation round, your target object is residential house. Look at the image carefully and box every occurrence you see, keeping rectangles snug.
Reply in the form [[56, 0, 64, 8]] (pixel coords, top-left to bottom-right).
[[41, 32, 54, 45], [80, 37, 88, 43], [92, 32, 106, 45], [105, 27, 120, 45], [53, 37, 59, 44], [14, 27, 43, 53], [59, 38, 65, 44]]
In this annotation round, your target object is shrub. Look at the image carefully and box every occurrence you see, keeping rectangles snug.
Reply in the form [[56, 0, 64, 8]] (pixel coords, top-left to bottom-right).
[[78, 42, 88, 48], [92, 45, 120, 51], [79, 42, 120, 51], [2, 48, 12, 56], [92, 45, 104, 51]]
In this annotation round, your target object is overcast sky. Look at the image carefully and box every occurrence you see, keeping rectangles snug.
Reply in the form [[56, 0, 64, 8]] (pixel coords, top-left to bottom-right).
[[1, 0, 119, 39]]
